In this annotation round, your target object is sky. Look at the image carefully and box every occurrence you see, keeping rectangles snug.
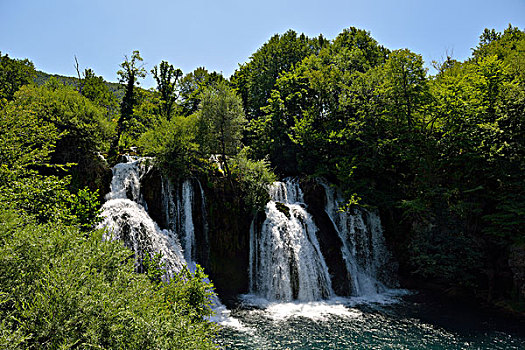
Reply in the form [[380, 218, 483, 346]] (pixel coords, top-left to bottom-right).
[[1, 0, 524, 88]]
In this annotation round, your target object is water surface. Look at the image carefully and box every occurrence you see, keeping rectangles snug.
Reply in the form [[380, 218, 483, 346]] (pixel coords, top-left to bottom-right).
[[216, 292, 525, 349]]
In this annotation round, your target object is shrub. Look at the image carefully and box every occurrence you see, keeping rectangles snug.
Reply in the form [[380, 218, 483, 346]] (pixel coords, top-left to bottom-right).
[[230, 147, 277, 212], [0, 209, 217, 349]]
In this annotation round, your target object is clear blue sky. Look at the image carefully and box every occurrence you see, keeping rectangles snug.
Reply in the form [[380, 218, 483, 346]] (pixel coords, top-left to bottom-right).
[[1, 0, 524, 88]]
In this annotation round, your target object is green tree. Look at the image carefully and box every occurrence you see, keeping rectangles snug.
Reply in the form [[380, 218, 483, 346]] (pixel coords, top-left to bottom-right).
[[0, 87, 105, 226], [254, 27, 388, 175], [0, 52, 35, 105], [179, 67, 226, 116], [377, 49, 430, 127], [151, 60, 183, 119], [231, 30, 315, 120], [139, 114, 199, 179], [81, 68, 119, 120], [11, 84, 114, 166], [196, 82, 246, 177], [116, 50, 146, 149], [230, 147, 276, 212]]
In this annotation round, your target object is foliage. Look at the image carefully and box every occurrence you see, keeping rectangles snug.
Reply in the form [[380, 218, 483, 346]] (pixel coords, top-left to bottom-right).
[[407, 222, 484, 287], [377, 49, 430, 127], [249, 27, 388, 175], [0, 210, 217, 349], [165, 265, 217, 321], [152, 60, 183, 119], [0, 83, 106, 227], [179, 67, 226, 116], [0, 97, 59, 177], [231, 30, 317, 120], [230, 147, 277, 212], [196, 81, 247, 176], [139, 114, 199, 179], [0, 52, 35, 104], [116, 50, 147, 148], [119, 88, 162, 149], [80, 68, 119, 120], [68, 187, 102, 232], [10, 84, 114, 164]]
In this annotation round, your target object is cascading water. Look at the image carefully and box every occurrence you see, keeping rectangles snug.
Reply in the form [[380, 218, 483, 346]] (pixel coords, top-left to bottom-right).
[[98, 157, 185, 279], [159, 177, 240, 327], [105, 155, 151, 206], [181, 180, 196, 264], [321, 182, 395, 296], [160, 178, 199, 270], [98, 157, 254, 330], [250, 179, 334, 301]]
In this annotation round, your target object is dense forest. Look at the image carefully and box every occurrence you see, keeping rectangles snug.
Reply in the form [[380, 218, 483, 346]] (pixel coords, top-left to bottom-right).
[[1, 24, 524, 348]]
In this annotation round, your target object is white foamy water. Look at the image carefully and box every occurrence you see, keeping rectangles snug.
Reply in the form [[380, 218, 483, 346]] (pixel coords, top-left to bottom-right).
[[209, 304, 255, 332], [238, 291, 411, 323], [98, 198, 186, 279], [320, 180, 396, 296], [250, 179, 333, 302]]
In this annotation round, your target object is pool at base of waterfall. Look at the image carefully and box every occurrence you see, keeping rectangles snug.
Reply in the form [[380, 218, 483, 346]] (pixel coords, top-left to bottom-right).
[[215, 291, 525, 350]]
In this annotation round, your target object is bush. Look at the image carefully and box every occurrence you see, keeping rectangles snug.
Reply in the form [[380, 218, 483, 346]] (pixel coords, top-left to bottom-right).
[[230, 147, 277, 212], [139, 115, 200, 179], [0, 209, 217, 349], [12, 83, 115, 164]]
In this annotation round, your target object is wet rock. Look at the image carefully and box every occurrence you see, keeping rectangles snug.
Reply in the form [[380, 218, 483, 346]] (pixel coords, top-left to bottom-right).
[[301, 178, 352, 296]]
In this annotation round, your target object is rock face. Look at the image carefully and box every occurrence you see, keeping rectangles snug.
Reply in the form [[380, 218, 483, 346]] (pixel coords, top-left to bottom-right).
[[202, 178, 252, 303], [141, 168, 165, 227], [509, 244, 525, 300]]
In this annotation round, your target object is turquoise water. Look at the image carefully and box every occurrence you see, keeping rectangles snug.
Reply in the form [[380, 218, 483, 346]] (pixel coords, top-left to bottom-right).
[[215, 292, 525, 349]]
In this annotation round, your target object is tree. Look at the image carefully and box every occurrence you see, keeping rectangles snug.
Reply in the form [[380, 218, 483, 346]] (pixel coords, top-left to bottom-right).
[[251, 28, 389, 175], [116, 50, 146, 148], [151, 60, 183, 119], [196, 82, 246, 177], [231, 30, 314, 120], [0, 52, 35, 104], [81, 68, 119, 119], [179, 67, 226, 116], [139, 114, 199, 179], [12, 84, 114, 165], [378, 49, 430, 127]]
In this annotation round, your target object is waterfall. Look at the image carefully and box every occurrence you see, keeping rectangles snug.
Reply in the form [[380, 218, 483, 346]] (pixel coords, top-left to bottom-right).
[[105, 156, 151, 206], [160, 178, 200, 270], [321, 182, 393, 296], [98, 157, 248, 328], [181, 180, 195, 263], [99, 157, 211, 281], [98, 157, 185, 279], [250, 179, 334, 301]]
